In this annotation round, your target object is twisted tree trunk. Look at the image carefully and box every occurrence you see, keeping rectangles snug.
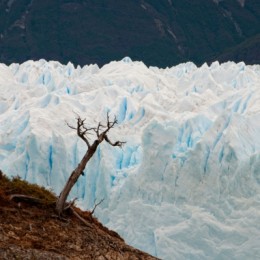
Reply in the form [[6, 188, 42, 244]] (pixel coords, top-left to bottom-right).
[[56, 141, 99, 215]]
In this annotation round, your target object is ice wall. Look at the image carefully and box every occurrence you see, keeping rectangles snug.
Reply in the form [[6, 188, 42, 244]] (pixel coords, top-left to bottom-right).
[[0, 58, 260, 259]]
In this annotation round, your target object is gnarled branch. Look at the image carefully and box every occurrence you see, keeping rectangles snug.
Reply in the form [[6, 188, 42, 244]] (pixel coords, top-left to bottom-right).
[[67, 117, 92, 148], [104, 135, 126, 148], [66, 113, 125, 148]]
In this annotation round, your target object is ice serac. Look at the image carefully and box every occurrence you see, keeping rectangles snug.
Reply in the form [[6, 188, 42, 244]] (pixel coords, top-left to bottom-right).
[[0, 59, 260, 259]]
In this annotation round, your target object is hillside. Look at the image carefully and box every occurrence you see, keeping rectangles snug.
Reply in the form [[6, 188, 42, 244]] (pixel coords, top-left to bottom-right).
[[0, 171, 158, 260], [0, 0, 259, 67], [214, 33, 260, 64]]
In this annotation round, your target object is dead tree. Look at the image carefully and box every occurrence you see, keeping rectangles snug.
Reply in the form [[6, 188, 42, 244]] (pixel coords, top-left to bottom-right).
[[56, 113, 125, 216]]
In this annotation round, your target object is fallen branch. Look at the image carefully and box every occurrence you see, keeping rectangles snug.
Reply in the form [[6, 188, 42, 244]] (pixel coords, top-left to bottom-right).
[[9, 194, 43, 204]]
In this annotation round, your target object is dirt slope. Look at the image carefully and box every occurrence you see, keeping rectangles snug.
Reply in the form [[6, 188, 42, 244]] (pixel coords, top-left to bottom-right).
[[0, 172, 158, 260]]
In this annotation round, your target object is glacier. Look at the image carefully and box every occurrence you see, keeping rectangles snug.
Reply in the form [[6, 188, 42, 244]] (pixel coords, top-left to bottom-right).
[[0, 58, 260, 259]]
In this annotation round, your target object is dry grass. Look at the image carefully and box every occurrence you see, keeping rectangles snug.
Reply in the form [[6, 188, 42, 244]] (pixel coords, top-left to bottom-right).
[[0, 171, 56, 206], [0, 170, 157, 259]]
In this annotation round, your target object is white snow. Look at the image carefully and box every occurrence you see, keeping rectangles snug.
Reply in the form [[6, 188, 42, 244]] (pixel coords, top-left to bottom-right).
[[0, 58, 260, 259]]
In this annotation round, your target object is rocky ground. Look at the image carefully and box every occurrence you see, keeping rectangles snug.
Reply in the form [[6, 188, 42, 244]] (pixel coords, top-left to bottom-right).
[[0, 172, 158, 260]]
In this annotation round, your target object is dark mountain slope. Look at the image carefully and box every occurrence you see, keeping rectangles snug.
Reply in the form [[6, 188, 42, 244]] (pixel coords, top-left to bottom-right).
[[0, 0, 259, 67], [214, 33, 260, 64]]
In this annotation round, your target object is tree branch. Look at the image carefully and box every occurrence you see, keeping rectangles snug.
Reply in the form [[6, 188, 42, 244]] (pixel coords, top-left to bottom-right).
[[67, 117, 92, 148], [104, 113, 117, 134], [90, 198, 104, 215], [67, 113, 125, 148], [94, 122, 105, 137], [9, 194, 43, 204], [104, 135, 126, 148]]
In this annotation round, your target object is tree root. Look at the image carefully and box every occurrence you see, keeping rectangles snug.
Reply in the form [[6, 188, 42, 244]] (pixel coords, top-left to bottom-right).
[[70, 207, 92, 228]]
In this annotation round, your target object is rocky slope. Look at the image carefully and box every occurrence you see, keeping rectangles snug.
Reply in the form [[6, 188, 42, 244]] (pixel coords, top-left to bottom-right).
[[0, 0, 259, 67], [0, 172, 158, 260]]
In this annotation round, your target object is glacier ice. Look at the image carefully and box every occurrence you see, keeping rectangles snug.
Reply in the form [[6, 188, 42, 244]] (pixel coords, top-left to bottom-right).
[[0, 59, 260, 259]]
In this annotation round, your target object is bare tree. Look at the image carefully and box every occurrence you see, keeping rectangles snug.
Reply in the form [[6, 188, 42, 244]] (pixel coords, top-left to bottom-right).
[[56, 113, 125, 216]]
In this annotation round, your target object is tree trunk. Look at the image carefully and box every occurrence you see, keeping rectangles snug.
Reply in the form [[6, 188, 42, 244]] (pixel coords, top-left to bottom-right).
[[56, 141, 99, 215]]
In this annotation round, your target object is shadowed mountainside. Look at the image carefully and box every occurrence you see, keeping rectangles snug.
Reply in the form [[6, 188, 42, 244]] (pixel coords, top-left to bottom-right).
[[0, 0, 259, 67]]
